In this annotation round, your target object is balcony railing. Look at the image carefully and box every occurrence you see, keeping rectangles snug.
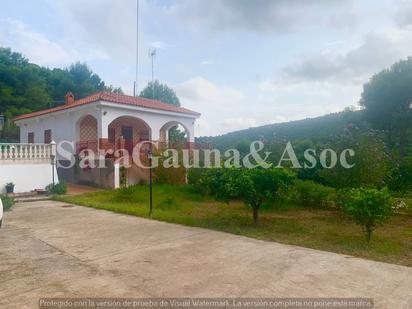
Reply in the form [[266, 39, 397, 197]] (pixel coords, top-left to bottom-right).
[[0, 143, 54, 164]]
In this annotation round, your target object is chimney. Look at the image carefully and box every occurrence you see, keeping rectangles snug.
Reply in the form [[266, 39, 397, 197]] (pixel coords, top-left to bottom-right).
[[65, 92, 75, 105]]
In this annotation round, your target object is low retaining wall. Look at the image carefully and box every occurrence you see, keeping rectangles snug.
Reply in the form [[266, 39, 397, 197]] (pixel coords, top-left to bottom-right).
[[0, 163, 58, 194]]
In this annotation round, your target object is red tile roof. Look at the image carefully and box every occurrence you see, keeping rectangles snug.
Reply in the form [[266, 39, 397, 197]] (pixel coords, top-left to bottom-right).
[[14, 92, 200, 121]]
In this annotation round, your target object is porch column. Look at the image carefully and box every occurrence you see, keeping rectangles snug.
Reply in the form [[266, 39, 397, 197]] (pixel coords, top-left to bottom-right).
[[97, 111, 110, 151], [188, 123, 195, 143], [151, 126, 160, 142]]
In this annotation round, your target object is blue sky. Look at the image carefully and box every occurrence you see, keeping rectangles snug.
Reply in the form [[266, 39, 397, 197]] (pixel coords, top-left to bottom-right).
[[1, 0, 412, 136]]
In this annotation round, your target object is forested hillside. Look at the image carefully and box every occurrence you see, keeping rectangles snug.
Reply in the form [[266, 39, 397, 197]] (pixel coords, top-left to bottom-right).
[[0, 47, 122, 141], [197, 58, 412, 192], [197, 109, 366, 149]]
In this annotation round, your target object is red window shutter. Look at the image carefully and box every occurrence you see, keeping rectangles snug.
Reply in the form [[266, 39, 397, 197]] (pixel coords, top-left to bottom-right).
[[44, 129, 52, 144], [28, 132, 34, 144]]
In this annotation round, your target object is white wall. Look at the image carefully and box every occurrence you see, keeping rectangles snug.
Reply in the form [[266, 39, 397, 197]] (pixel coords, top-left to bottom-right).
[[16, 100, 198, 156], [0, 163, 58, 194], [17, 104, 101, 159]]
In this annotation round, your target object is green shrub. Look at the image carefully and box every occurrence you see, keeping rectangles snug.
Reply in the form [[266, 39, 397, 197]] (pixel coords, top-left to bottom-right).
[[114, 185, 141, 202], [188, 168, 228, 197], [339, 188, 393, 242], [46, 182, 67, 195], [388, 157, 412, 192], [187, 168, 206, 193], [195, 167, 296, 224], [1, 195, 15, 211], [153, 149, 186, 184], [293, 180, 336, 208]]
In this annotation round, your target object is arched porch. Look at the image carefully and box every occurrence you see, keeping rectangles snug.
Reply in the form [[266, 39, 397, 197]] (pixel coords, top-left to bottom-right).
[[107, 116, 151, 154], [159, 121, 190, 148]]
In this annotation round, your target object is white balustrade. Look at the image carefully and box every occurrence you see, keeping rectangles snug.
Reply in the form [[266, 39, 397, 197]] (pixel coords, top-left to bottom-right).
[[0, 143, 54, 164]]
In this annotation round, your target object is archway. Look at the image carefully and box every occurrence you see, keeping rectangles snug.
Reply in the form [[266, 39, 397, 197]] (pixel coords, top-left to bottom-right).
[[107, 116, 151, 154], [76, 114, 98, 153], [159, 121, 190, 147]]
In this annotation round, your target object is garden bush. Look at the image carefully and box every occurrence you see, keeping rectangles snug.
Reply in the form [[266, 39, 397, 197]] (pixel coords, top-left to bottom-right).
[[0, 195, 15, 211], [388, 157, 412, 192], [153, 148, 186, 184], [188, 168, 229, 197], [187, 168, 206, 193], [46, 182, 67, 195], [191, 167, 296, 224], [293, 180, 336, 208], [114, 185, 142, 202], [339, 187, 393, 242]]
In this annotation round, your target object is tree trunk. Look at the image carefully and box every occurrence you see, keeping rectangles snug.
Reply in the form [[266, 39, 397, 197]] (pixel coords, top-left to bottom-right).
[[252, 206, 259, 225], [365, 224, 373, 243]]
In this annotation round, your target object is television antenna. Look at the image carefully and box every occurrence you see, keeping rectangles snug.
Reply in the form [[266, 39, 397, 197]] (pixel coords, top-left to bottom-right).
[[149, 49, 157, 99]]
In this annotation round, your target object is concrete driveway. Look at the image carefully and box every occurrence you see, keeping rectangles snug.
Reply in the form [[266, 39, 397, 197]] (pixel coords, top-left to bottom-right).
[[1, 201, 411, 309]]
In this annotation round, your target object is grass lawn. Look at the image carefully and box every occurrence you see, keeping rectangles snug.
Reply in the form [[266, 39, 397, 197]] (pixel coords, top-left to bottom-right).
[[55, 184, 412, 267]]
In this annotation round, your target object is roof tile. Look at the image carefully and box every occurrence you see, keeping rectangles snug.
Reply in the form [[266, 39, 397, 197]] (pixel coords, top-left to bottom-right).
[[14, 92, 200, 121]]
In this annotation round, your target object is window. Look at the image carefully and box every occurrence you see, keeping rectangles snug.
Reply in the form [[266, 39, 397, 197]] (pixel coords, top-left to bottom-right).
[[28, 132, 34, 144], [139, 130, 150, 141], [121, 126, 133, 141], [44, 129, 52, 144]]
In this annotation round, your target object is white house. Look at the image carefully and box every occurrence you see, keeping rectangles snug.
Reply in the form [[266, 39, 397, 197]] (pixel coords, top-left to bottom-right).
[[15, 92, 200, 155], [11, 91, 200, 189]]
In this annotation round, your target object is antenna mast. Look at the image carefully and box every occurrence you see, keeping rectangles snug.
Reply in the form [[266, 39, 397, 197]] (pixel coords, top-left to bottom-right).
[[149, 49, 156, 99], [134, 0, 139, 97]]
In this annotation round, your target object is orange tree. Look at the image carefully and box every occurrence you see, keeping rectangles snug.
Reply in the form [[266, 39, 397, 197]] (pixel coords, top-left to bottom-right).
[[197, 167, 295, 225], [339, 188, 393, 242]]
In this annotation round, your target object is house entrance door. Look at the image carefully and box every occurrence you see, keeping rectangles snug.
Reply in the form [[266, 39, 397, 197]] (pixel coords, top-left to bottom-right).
[[122, 126, 134, 153]]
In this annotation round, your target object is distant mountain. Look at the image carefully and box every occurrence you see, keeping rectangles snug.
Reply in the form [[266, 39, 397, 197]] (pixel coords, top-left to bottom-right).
[[197, 110, 366, 149]]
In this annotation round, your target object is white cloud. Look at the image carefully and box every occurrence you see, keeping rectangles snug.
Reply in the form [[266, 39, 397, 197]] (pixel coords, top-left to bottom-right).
[[0, 18, 107, 66], [52, 0, 137, 59], [278, 28, 412, 85], [396, 0, 412, 26], [175, 77, 245, 106], [171, 0, 355, 34], [175, 77, 248, 136], [52, 0, 165, 61], [149, 41, 170, 49], [220, 117, 257, 130]]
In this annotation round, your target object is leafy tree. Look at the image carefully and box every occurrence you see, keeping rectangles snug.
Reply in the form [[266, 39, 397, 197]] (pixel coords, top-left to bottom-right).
[[140, 80, 185, 143], [360, 58, 412, 157], [389, 156, 412, 192], [140, 80, 181, 106], [47, 62, 122, 104], [319, 129, 391, 189], [0, 48, 50, 115], [0, 47, 122, 141], [339, 188, 393, 242], [201, 168, 296, 225]]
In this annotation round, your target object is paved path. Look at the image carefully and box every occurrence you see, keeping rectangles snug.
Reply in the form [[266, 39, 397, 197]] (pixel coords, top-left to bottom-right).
[[1, 201, 411, 309], [66, 183, 101, 195]]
